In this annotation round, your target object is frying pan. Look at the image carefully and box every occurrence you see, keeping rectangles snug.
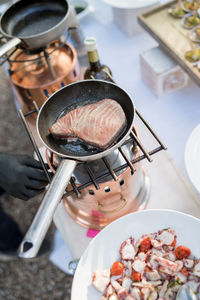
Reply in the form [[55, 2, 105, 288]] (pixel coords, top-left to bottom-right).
[[19, 80, 135, 258], [0, 0, 70, 57]]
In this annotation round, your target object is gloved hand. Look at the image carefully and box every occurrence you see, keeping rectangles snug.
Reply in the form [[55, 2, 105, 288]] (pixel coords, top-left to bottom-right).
[[0, 153, 49, 201]]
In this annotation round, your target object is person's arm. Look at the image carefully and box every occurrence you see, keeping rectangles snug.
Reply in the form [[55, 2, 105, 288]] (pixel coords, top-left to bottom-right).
[[0, 153, 49, 201]]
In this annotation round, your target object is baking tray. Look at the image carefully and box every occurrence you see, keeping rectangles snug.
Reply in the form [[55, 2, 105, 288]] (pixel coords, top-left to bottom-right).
[[138, 0, 200, 86]]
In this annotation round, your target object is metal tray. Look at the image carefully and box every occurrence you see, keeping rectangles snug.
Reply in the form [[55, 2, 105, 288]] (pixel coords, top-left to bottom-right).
[[138, 0, 200, 86]]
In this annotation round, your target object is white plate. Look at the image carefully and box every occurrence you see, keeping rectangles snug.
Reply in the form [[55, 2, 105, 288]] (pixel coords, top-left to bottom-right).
[[71, 209, 200, 300], [102, 0, 160, 9], [185, 124, 200, 193]]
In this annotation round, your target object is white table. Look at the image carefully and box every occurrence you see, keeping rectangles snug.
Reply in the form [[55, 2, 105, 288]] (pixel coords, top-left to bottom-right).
[[50, 0, 200, 273], [80, 0, 200, 179]]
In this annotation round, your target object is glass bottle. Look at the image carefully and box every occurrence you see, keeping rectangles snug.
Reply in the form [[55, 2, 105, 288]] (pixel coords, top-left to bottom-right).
[[84, 37, 113, 82], [61, 5, 89, 79]]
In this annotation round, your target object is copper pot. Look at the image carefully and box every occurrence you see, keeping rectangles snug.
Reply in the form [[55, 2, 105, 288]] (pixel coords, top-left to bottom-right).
[[9, 41, 80, 114]]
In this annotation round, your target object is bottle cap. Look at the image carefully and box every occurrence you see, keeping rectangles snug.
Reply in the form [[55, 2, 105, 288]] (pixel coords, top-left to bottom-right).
[[84, 37, 97, 52]]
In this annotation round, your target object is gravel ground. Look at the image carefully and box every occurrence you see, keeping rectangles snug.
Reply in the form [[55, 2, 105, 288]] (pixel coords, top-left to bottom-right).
[[0, 68, 73, 299]]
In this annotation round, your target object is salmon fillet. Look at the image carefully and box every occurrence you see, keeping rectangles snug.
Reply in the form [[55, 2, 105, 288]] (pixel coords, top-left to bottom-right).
[[49, 98, 127, 150]]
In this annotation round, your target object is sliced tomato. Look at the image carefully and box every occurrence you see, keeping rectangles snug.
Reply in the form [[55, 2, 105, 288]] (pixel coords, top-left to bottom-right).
[[139, 237, 152, 253], [110, 261, 124, 276], [174, 246, 191, 259], [171, 237, 176, 248], [180, 266, 190, 277], [131, 269, 141, 282], [144, 266, 151, 272]]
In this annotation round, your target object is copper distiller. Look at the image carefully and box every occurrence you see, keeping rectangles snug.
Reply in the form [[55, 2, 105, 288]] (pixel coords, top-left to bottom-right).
[[7, 40, 80, 117]]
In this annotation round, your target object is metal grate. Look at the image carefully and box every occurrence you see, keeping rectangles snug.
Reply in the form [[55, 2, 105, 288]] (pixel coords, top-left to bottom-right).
[[19, 101, 167, 198]]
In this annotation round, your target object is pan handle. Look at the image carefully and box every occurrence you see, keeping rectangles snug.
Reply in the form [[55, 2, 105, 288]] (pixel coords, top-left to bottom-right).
[[18, 159, 77, 259], [0, 37, 21, 58]]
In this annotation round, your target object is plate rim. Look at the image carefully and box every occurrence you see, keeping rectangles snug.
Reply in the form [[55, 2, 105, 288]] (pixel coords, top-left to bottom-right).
[[185, 123, 200, 193], [71, 208, 200, 299]]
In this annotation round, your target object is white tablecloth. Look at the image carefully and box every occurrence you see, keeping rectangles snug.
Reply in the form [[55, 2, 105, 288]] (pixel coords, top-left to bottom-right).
[[81, 0, 200, 180], [50, 0, 200, 274]]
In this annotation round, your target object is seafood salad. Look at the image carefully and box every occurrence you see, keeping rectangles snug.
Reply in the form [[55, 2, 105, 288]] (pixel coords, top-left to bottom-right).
[[92, 228, 200, 299]]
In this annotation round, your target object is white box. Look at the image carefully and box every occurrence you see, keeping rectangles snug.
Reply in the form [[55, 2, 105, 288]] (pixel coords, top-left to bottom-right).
[[140, 46, 189, 98], [112, 5, 156, 35], [102, 0, 160, 36]]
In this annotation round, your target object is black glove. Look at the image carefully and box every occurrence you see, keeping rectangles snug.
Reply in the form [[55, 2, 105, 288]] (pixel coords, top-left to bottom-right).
[[0, 154, 49, 201]]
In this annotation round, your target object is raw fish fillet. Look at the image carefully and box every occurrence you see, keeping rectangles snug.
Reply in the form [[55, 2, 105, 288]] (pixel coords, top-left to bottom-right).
[[49, 98, 127, 150]]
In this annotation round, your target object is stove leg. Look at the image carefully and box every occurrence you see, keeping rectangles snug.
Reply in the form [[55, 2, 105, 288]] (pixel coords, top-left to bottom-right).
[[43, 50, 56, 80]]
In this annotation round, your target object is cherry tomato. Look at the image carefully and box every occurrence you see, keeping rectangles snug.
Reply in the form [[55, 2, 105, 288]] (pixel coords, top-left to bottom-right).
[[174, 246, 191, 259], [131, 269, 141, 282], [139, 237, 152, 253], [180, 266, 190, 277], [110, 261, 124, 276]]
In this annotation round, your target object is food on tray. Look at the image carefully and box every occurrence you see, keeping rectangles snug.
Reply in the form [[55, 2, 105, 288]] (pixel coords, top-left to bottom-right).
[[49, 98, 127, 150], [183, 14, 200, 28], [182, 1, 199, 12], [195, 26, 200, 36], [168, 5, 185, 18], [184, 48, 200, 62], [190, 25, 200, 41], [197, 60, 200, 70], [92, 228, 200, 299]]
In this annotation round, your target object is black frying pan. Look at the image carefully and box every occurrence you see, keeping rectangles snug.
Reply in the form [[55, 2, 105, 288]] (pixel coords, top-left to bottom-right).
[[19, 80, 135, 258], [37, 79, 134, 159], [0, 0, 70, 57]]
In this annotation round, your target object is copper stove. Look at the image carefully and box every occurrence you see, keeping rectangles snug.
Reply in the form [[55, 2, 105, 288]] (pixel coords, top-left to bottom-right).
[[45, 127, 151, 230], [17, 99, 166, 233]]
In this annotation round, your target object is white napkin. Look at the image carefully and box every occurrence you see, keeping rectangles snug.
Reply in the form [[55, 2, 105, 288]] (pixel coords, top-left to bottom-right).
[[50, 230, 73, 275]]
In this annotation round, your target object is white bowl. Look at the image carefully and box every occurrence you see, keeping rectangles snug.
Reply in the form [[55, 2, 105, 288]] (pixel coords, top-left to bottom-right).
[[71, 209, 200, 300], [189, 25, 200, 43], [102, 0, 159, 9]]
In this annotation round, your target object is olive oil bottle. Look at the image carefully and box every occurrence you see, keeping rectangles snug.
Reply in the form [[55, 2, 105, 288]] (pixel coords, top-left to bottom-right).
[[84, 37, 113, 82]]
